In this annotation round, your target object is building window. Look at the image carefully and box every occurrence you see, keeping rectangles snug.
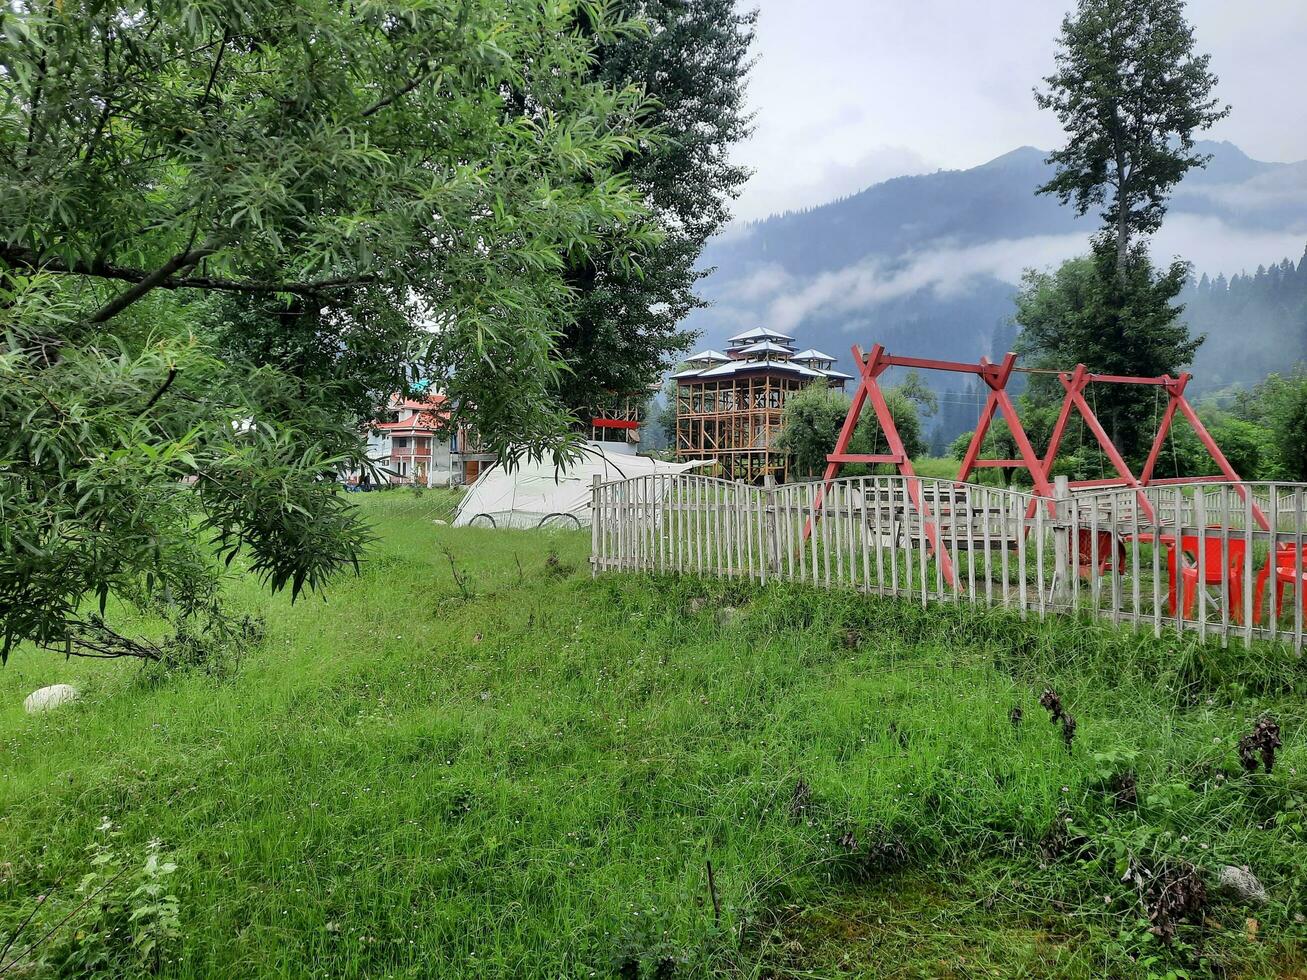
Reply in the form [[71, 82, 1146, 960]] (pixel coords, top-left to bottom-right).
[[393, 436, 408, 449]]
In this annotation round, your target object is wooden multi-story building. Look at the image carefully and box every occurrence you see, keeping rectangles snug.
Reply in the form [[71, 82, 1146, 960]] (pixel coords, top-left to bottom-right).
[[673, 328, 850, 482]]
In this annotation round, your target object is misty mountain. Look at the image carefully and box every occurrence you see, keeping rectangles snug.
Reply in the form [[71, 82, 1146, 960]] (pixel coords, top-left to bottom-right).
[[685, 141, 1307, 439]]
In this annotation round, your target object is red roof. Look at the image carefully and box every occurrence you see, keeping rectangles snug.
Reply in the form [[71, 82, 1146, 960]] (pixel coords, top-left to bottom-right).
[[370, 392, 450, 433], [376, 419, 444, 432], [390, 392, 448, 412]]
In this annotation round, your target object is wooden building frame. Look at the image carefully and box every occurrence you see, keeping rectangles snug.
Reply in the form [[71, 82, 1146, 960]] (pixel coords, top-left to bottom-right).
[[675, 373, 808, 483], [673, 332, 850, 483]]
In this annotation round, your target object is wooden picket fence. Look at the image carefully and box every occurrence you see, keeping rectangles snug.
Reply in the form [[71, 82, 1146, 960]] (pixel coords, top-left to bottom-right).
[[589, 474, 1307, 652]]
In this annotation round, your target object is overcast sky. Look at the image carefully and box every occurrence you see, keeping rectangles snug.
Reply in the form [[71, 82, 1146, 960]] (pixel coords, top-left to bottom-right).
[[732, 0, 1307, 222]]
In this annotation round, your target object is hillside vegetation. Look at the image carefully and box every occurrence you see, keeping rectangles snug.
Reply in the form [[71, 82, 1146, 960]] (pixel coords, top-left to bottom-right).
[[2, 493, 1304, 978]]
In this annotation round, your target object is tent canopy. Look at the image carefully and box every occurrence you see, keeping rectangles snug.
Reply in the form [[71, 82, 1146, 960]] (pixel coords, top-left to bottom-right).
[[453, 444, 706, 529]]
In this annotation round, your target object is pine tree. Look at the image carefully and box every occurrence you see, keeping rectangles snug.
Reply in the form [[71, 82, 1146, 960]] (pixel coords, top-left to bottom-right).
[[557, 0, 757, 413], [1023, 0, 1223, 462], [1036, 0, 1228, 273], [1015, 241, 1201, 462]]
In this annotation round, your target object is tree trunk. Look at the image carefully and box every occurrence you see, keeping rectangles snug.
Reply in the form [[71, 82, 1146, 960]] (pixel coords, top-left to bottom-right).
[[1116, 206, 1129, 274], [1114, 149, 1129, 275]]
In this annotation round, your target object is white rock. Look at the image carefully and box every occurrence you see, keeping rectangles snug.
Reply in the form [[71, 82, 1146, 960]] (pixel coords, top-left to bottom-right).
[[1217, 865, 1268, 905], [23, 684, 80, 714]]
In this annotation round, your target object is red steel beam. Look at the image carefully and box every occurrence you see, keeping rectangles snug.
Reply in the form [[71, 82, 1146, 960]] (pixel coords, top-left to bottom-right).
[[1138, 376, 1186, 484], [807, 343, 884, 540], [1040, 364, 1087, 474], [870, 353, 990, 376], [829, 453, 904, 464], [1173, 392, 1270, 531], [1067, 477, 1134, 488], [1085, 373, 1174, 386], [955, 353, 1056, 506]]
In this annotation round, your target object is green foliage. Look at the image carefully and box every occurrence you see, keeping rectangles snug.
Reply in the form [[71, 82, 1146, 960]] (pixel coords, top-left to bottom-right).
[[893, 369, 939, 419], [1161, 412, 1268, 481], [0, 279, 369, 662], [656, 376, 680, 449], [863, 388, 929, 464], [143, 611, 265, 686], [1036, 0, 1229, 268], [205, 292, 418, 426], [1014, 242, 1202, 464], [1, 0, 659, 457], [1230, 369, 1307, 481], [557, 0, 756, 409], [776, 384, 850, 479], [948, 419, 1024, 485], [777, 381, 928, 480], [37, 829, 181, 975]]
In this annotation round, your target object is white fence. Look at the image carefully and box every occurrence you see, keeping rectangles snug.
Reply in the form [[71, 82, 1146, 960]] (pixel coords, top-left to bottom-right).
[[590, 474, 1307, 652]]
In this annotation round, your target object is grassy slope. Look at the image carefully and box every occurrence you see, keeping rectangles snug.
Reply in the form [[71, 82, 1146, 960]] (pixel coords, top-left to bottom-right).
[[1, 492, 1304, 978]]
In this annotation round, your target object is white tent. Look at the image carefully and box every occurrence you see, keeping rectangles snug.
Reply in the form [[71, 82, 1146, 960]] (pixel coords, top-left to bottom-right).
[[453, 443, 706, 529]]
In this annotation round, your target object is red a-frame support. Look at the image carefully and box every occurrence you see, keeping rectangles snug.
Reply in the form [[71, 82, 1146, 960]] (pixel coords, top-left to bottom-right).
[[809, 345, 1053, 587], [1040, 367, 1269, 530], [808, 346, 1270, 588]]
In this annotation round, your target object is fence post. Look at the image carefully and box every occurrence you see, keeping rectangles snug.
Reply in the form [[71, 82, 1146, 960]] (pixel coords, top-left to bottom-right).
[[591, 474, 601, 578], [763, 475, 779, 580], [1053, 475, 1072, 606]]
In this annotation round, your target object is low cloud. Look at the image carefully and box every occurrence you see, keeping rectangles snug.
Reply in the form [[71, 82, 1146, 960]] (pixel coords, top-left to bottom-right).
[[763, 232, 1086, 331], [715, 262, 794, 303], [1174, 163, 1307, 214], [711, 216, 1307, 335], [1152, 213, 1307, 273]]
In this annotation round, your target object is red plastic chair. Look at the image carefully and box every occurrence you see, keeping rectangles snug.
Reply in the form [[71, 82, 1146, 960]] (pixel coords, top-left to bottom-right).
[[1072, 528, 1125, 578], [1168, 537, 1247, 623], [1254, 545, 1307, 624]]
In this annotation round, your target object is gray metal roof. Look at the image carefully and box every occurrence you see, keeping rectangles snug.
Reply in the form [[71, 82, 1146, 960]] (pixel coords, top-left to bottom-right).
[[736, 340, 795, 357], [726, 326, 796, 345], [674, 358, 852, 382], [684, 349, 731, 364], [791, 348, 837, 364], [674, 358, 847, 382]]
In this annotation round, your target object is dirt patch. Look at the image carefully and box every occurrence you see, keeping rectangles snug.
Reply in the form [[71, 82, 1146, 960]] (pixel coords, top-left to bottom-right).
[[746, 872, 1090, 978]]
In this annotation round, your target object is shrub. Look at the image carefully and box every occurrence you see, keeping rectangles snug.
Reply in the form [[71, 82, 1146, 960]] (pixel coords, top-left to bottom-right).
[[36, 830, 181, 976]]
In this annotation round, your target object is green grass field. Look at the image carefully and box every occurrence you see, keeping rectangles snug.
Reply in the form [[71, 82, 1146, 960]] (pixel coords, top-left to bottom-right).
[[2, 491, 1304, 978]]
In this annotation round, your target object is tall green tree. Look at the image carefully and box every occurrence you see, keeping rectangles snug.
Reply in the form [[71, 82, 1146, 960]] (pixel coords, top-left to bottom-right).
[[557, 0, 756, 413], [0, 0, 657, 661], [1036, 0, 1229, 273], [1014, 243, 1202, 461], [1021, 0, 1223, 462]]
